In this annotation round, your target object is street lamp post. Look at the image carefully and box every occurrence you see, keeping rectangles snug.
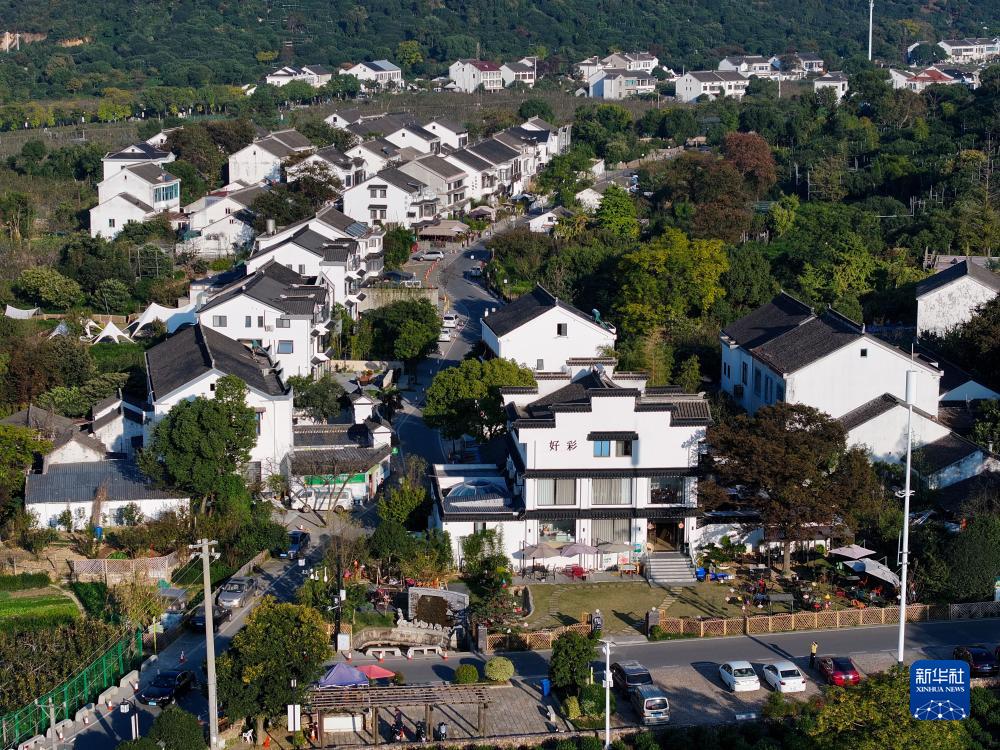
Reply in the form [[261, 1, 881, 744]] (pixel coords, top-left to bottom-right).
[[599, 640, 612, 749], [896, 371, 916, 663]]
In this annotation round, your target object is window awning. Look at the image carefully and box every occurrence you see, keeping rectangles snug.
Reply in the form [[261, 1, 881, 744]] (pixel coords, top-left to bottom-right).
[[587, 431, 639, 441]]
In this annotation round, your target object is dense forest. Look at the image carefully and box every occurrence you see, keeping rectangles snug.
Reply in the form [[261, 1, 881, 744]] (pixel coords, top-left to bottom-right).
[[0, 0, 995, 102]]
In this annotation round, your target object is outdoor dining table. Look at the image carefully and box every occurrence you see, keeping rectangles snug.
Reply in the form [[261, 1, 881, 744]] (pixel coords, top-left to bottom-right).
[[619, 563, 639, 577]]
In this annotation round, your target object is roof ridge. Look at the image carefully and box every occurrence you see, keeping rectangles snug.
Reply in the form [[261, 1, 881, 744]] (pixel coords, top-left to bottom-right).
[[196, 324, 216, 372]]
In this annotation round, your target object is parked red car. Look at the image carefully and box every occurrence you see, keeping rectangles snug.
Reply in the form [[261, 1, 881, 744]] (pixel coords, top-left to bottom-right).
[[816, 656, 861, 686]]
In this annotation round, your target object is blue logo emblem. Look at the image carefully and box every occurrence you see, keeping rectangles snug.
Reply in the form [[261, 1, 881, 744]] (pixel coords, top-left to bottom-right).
[[910, 660, 970, 720]]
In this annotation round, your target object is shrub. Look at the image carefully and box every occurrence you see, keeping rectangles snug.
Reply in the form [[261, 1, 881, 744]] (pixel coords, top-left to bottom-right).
[[484, 656, 514, 683], [633, 732, 659, 750], [611, 740, 629, 750], [453, 664, 480, 684], [579, 682, 614, 718], [0, 572, 49, 591], [70, 582, 111, 619], [579, 737, 603, 750], [562, 696, 581, 720], [392, 671, 405, 686], [555, 740, 577, 750]]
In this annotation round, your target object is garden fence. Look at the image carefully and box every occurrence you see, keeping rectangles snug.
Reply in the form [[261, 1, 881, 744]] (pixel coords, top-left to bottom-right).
[[482, 601, 1000, 653], [70, 551, 180, 584], [0, 629, 142, 748]]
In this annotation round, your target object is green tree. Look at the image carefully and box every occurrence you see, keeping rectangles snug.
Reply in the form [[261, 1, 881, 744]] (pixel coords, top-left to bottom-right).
[[807, 666, 969, 750], [365, 299, 440, 365], [518, 98, 554, 123], [217, 598, 330, 728], [971, 400, 1000, 450], [383, 226, 415, 270], [0, 425, 51, 507], [90, 278, 133, 314], [594, 184, 639, 239], [139, 375, 256, 509], [424, 358, 536, 441], [0, 192, 36, 246], [549, 631, 596, 695], [16, 267, 83, 309], [705, 402, 881, 573], [674, 355, 702, 392], [717, 243, 779, 321], [396, 40, 424, 70], [368, 519, 414, 571], [116, 739, 159, 750], [146, 706, 207, 750], [944, 513, 1000, 601], [377, 458, 428, 527], [286, 374, 344, 422]]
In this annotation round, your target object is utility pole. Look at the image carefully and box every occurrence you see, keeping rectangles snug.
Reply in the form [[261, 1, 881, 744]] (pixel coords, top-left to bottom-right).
[[598, 640, 612, 749], [47, 700, 56, 750], [190, 539, 221, 748], [868, 0, 875, 61], [896, 372, 916, 663]]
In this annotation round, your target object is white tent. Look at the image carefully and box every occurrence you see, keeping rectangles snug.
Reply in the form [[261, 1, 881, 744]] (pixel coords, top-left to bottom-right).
[[129, 301, 197, 335], [92, 320, 133, 344], [47, 321, 69, 339], [4, 304, 38, 319]]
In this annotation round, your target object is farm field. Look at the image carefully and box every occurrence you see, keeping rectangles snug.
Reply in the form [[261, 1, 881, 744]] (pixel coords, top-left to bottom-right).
[[0, 588, 80, 631]]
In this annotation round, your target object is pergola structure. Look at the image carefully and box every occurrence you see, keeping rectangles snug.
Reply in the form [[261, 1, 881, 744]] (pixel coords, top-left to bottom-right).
[[306, 683, 492, 746]]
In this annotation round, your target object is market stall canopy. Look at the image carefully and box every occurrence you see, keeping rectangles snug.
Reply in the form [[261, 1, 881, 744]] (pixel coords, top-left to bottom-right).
[[561, 542, 599, 557], [356, 664, 395, 680], [830, 544, 875, 560], [318, 663, 369, 688], [847, 558, 900, 588], [521, 542, 562, 558], [597, 542, 632, 553]]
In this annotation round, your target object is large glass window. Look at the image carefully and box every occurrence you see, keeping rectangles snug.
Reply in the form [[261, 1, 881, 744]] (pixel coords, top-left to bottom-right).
[[591, 519, 630, 545], [536, 479, 576, 506], [538, 519, 575, 543], [277, 340, 294, 354], [593, 441, 611, 457], [592, 478, 632, 505], [650, 476, 685, 505]]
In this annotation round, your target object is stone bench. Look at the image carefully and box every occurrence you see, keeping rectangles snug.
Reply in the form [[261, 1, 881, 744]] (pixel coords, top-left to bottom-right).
[[406, 645, 441, 658], [366, 647, 401, 659]]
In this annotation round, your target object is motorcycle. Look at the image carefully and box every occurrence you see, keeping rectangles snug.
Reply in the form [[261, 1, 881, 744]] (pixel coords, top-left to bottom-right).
[[433, 721, 449, 742], [414, 720, 427, 742], [392, 710, 406, 742]]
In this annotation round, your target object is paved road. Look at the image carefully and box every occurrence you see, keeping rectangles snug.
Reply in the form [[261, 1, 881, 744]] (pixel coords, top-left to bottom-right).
[[340, 617, 1000, 686]]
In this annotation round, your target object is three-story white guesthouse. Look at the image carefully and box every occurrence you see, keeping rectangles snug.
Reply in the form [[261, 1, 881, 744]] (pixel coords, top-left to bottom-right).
[[431, 368, 711, 583]]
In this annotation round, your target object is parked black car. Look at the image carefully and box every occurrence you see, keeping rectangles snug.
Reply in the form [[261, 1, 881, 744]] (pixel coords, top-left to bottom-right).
[[953, 645, 999, 677], [610, 661, 653, 694], [280, 530, 311, 560], [136, 670, 197, 708], [187, 605, 233, 632]]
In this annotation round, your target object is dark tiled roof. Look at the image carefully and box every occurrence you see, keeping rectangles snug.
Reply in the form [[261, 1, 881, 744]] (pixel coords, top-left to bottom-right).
[[413, 154, 466, 179], [483, 284, 605, 338], [524, 370, 615, 416], [426, 118, 465, 134], [106, 142, 171, 161], [838, 394, 899, 431], [722, 292, 814, 348], [374, 168, 429, 194], [587, 431, 638, 441], [226, 184, 268, 208], [751, 311, 862, 374], [145, 324, 286, 400], [293, 424, 369, 447], [467, 139, 519, 165], [117, 194, 155, 212], [126, 163, 178, 184], [911, 344, 986, 396], [315, 146, 353, 168], [914, 433, 982, 474], [447, 149, 492, 172], [200, 262, 326, 316], [1, 405, 109, 454], [25, 460, 185, 504], [270, 129, 314, 151], [317, 206, 371, 237], [348, 114, 417, 138], [290, 445, 390, 475], [931, 471, 1000, 514], [915, 259, 1000, 298]]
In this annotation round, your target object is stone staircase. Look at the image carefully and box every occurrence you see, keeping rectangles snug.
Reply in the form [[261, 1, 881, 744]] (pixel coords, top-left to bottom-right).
[[644, 551, 697, 586]]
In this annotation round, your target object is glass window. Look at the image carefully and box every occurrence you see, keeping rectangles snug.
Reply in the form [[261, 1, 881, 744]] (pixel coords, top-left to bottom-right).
[[765, 377, 773, 403], [592, 478, 631, 505], [616, 440, 633, 457], [108, 218, 116, 228], [276, 318, 291, 328], [556, 323, 568, 336], [741, 362, 748, 385], [753, 367, 762, 396], [277, 340, 294, 354], [257, 316, 264, 327], [538, 519, 575, 543], [776, 384, 785, 402], [593, 441, 611, 458], [245, 316, 252, 327], [591, 518, 630, 545], [536, 479, 575, 506], [254, 412, 261, 436], [298, 264, 306, 274], [650, 476, 684, 505], [536, 359, 544, 370], [212, 315, 227, 327]]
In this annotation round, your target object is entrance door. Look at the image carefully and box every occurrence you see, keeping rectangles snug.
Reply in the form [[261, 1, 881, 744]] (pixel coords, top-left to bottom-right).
[[647, 522, 680, 552]]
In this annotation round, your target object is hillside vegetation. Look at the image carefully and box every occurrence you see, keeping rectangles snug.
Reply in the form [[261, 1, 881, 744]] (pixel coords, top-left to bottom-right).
[[0, 0, 994, 101]]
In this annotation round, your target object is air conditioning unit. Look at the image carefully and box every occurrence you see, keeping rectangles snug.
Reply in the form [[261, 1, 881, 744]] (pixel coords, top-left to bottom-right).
[[264, 325, 274, 332], [733, 384, 744, 398]]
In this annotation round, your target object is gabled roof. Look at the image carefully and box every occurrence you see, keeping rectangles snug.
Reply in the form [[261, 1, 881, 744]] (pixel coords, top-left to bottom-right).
[[105, 142, 171, 161], [915, 259, 1000, 298], [25, 460, 185, 504], [356, 137, 400, 158], [914, 433, 983, 474], [483, 284, 610, 338], [226, 184, 268, 208], [370, 167, 430, 194], [302, 64, 332, 75], [466, 139, 519, 165], [315, 206, 371, 238], [368, 60, 401, 72], [145, 324, 287, 400], [2, 405, 80, 444], [124, 163, 178, 184], [254, 225, 358, 262], [751, 311, 864, 374], [113, 194, 155, 213], [347, 113, 418, 138], [458, 59, 501, 72], [687, 70, 748, 83], [395, 124, 439, 142], [816, 71, 849, 83], [721, 292, 814, 349], [912, 343, 987, 397], [503, 61, 534, 73], [599, 68, 656, 81], [200, 262, 326, 316], [412, 154, 466, 179], [425, 118, 466, 134], [447, 149, 492, 172], [314, 145, 354, 168]]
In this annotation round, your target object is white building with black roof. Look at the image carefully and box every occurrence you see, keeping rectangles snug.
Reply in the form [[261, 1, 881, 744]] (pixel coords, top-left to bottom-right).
[[102, 142, 175, 179], [198, 262, 331, 378], [227, 129, 315, 185], [141, 324, 294, 478], [915, 259, 1000, 338], [431, 369, 711, 583], [341, 167, 440, 229], [481, 285, 617, 373]]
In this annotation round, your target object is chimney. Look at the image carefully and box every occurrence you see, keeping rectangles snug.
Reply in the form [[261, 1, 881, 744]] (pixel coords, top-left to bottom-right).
[[266, 218, 276, 235]]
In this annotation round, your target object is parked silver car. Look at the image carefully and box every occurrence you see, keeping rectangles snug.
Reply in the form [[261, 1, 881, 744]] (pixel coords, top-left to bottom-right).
[[216, 577, 257, 609]]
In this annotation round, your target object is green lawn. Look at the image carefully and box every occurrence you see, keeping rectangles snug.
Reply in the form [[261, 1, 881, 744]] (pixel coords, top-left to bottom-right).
[[663, 579, 852, 619], [0, 588, 80, 631], [523, 582, 668, 634]]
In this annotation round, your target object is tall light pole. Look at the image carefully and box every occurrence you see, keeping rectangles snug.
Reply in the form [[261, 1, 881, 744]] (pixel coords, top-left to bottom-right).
[[896, 371, 916, 663], [868, 0, 875, 61], [599, 640, 612, 749], [190, 539, 221, 748]]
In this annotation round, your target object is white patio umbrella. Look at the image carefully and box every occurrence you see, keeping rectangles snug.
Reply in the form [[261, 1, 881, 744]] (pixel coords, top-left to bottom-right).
[[597, 542, 632, 553], [561, 542, 599, 557], [829, 544, 875, 560], [847, 558, 901, 588], [521, 542, 562, 576]]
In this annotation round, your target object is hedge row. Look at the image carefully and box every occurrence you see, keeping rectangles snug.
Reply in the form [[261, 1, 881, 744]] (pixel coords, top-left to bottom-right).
[[0, 572, 50, 591]]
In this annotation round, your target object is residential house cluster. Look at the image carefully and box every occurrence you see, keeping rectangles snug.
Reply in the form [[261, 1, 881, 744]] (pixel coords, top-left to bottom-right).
[[889, 65, 980, 93], [574, 51, 664, 100], [934, 37, 1000, 63], [264, 65, 334, 88], [90, 143, 181, 239], [341, 60, 404, 90], [447, 57, 539, 93]]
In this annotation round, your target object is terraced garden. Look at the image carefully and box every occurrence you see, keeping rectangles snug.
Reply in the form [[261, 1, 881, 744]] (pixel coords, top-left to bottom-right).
[[0, 588, 80, 631]]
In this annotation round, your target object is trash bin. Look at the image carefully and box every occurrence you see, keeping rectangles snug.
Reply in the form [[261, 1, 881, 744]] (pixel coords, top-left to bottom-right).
[[541, 678, 551, 697], [695, 567, 707, 582]]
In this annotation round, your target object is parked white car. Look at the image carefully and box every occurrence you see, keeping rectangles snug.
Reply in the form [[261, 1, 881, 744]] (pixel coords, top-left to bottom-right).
[[719, 661, 761, 692], [761, 661, 806, 693], [438, 329, 453, 342], [414, 250, 444, 261], [442, 313, 459, 329]]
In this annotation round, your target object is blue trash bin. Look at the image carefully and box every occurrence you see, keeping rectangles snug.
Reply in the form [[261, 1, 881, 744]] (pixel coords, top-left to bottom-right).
[[695, 567, 707, 582], [541, 678, 551, 696]]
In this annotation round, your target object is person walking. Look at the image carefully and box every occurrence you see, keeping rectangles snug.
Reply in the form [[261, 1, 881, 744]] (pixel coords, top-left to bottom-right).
[[810, 640, 819, 668]]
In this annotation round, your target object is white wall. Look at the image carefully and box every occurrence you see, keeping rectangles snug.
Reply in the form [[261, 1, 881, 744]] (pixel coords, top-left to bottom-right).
[[229, 146, 282, 185], [44, 440, 105, 468], [90, 197, 150, 239], [486, 306, 616, 371], [846, 406, 949, 463], [31, 497, 188, 530], [917, 276, 998, 338]]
